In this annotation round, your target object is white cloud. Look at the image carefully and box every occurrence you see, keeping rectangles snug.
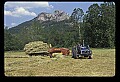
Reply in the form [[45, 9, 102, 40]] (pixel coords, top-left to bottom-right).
[[4, 7, 37, 17], [11, 23, 17, 26], [4, 2, 53, 17], [5, 1, 54, 9], [47, 5, 54, 10], [4, 10, 13, 16], [14, 7, 37, 17]]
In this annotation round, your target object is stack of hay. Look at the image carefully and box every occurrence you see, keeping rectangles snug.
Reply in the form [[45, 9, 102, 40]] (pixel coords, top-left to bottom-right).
[[24, 41, 51, 55]]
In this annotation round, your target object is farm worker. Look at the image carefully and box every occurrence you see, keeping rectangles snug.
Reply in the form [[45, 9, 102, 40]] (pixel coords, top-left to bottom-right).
[[76, 43, 81, 54], [72, 45, 77, 58]]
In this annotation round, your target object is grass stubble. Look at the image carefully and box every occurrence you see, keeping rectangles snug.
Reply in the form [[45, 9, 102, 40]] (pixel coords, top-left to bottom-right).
[[4, 49, 115, 77]]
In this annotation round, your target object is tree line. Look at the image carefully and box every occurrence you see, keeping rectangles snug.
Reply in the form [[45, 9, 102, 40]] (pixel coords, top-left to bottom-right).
[[4, 2, 115, 51]]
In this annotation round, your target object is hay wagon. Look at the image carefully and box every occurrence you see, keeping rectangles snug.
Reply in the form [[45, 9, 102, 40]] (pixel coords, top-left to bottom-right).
[[24, 41, 70, 58]]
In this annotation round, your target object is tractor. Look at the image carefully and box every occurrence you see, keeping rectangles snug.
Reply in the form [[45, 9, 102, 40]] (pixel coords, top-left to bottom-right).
[[72, 40, 92, 59]]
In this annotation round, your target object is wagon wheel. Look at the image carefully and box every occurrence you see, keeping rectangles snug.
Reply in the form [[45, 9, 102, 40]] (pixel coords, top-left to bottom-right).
[[49, 53, 53, 58], [28, 54, 32, 56]]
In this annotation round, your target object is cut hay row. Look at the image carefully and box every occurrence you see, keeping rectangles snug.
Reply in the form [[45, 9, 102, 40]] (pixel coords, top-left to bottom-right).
[[5, 56, 29, 58]]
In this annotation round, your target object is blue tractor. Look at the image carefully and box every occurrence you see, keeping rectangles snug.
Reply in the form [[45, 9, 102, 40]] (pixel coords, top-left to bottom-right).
[[72, 40, 92, 59]]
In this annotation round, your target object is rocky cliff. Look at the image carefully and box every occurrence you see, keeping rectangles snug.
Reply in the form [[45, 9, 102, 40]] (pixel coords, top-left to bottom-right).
[[36, 10, 69, 22]]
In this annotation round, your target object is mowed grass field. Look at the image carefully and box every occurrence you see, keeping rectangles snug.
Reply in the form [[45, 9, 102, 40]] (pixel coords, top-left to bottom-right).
[[4, 48, 115, 77]]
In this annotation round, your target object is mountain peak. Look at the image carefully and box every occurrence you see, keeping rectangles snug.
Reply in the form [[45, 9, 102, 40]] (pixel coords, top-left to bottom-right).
[[36, 10, 69, 22]]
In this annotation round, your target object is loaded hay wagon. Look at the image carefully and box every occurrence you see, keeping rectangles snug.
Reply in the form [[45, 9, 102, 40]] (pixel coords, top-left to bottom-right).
[[24, 41, 70, 58], [24, 41, 51, 56]]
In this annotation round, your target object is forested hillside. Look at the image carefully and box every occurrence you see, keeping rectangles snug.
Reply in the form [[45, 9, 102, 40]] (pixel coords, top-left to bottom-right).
[[4, 2, 115, 51]]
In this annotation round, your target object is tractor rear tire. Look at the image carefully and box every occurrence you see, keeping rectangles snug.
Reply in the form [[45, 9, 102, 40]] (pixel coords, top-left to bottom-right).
[[74, 54, 79, 59]]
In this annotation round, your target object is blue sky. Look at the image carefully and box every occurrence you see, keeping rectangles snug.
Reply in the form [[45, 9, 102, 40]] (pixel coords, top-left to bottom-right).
[[4, 1, 104, 28]]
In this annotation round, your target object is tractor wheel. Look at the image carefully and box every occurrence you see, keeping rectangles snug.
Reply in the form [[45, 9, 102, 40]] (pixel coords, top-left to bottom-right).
[[72, 55, 74, 58], [88, 55, 92, 59], [74, 54, 79, 59]]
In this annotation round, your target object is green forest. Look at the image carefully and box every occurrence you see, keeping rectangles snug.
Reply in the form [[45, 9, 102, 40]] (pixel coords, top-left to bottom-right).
[[4, 2, 115, 51]]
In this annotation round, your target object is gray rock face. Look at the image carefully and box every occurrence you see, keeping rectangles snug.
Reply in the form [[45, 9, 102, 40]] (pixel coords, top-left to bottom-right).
[[37, 10, 69, 22]]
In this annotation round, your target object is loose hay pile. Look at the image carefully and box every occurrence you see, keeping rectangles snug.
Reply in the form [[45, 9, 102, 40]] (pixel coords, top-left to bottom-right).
[[24, 41, 51, 55], [52, 53, 65, 58]]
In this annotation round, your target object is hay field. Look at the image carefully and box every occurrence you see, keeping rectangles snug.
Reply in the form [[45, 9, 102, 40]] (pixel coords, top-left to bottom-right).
[[4, 48, 115, 77]]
